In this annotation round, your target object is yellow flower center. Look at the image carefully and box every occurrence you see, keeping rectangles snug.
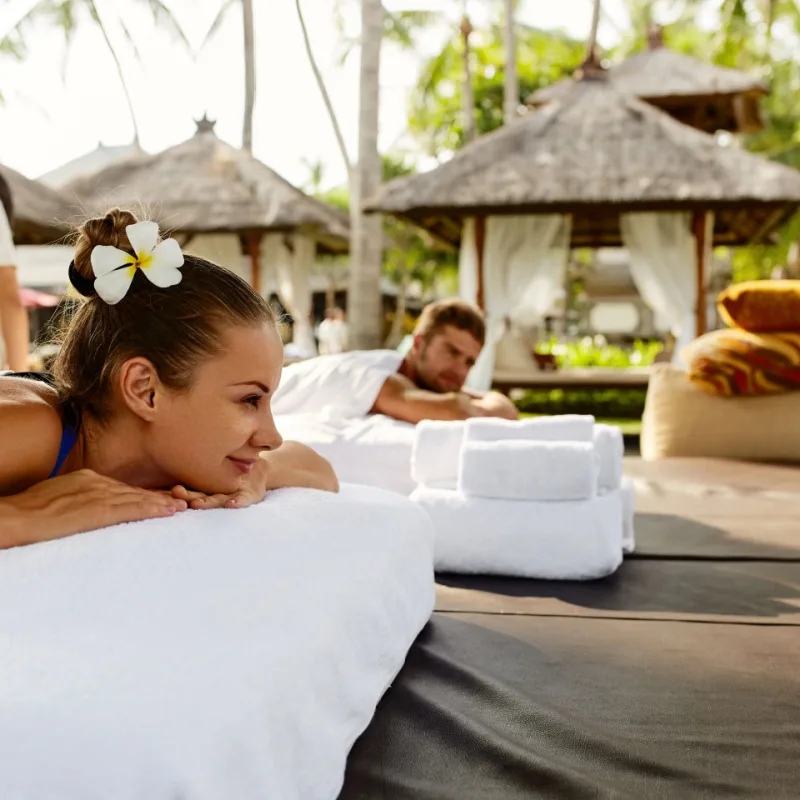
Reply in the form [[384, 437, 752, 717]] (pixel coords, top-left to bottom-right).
[[127, 251, 153, 278]]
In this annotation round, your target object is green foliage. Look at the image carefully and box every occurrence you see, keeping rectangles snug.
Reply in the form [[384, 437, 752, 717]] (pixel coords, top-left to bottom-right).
[[515, 388, 648, 420], [311, 154, 458, 296], [534, 337, 664, 368], [408, 24, 585, 157], [514, 338, 660, 419]]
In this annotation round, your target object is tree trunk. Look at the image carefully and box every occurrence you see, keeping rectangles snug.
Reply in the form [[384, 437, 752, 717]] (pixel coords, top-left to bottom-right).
[[503, 0, 518, 124], [586, 0, 602, 59], [460, 14, 476, 144], [385, 269, 409, 349], [242, 0, 256, 152], [348, 0, 384, 350]]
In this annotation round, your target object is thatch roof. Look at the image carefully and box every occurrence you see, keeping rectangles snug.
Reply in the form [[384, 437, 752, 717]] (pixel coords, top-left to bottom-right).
[[63, 120, 350, 255], [0, 164, 72, 245], [528, 38, 768, 134], [366, 77, 800, 248]]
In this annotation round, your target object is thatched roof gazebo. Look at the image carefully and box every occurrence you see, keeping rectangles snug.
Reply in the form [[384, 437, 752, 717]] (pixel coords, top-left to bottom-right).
[[527, 30, 768, 134], [64, 117, 350, 354], [0, 164, 72, 245], [366, 75, 800, 341], [64, 117, 350, 276]]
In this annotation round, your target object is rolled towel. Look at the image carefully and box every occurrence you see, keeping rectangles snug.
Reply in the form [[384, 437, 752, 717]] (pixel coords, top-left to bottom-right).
[[620, 476, 636, 554], [593, 424, 624, 491], [411, 420, 465, 488], [458, 439, 598, 501], [410, 486, 623, 580], [464, 414, 595, 444]]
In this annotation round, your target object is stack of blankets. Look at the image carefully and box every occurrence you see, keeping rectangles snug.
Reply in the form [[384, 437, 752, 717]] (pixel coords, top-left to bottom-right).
[[410, 415, 635, 580]]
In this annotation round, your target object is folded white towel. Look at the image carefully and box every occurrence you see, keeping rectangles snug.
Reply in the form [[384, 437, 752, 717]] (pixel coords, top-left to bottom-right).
[[620, 476, 636, 554], [458, 439, 598, 501], [593, 423, 624, 491], [411, 420, 465, 487], [410, 486, 623, 580], [464, 414, 595, 444]]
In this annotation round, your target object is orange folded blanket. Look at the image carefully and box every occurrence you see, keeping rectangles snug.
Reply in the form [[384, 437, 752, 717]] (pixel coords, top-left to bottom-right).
[[717, 280, 800, 333]]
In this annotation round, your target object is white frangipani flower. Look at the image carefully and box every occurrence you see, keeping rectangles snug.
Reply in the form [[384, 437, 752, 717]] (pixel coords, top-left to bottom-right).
[[90, 221, 184, 305]]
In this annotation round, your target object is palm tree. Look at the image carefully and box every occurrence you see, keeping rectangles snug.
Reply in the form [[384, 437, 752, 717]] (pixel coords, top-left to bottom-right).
[[348, 0, 385, 350], [203, 0, 257, 152], [242, 0, 255, 152], [1, 0, 189, 146], [460, 11, 477, 144]]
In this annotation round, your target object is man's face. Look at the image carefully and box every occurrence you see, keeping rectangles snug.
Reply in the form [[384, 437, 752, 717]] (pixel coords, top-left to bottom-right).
[[411, 324, 482, 393]]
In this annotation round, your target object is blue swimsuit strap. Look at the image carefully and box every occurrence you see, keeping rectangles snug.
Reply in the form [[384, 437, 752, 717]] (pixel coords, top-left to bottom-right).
[[49, 425, 78, 479]]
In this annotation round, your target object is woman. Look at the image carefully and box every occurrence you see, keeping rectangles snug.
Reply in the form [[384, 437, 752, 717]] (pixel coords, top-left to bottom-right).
[[0, 209, 337, 549]]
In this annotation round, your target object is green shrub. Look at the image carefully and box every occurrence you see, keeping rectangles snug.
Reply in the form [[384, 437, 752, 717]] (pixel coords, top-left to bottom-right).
[[535, 337, 663, 368], [515, 388, 648, 419]]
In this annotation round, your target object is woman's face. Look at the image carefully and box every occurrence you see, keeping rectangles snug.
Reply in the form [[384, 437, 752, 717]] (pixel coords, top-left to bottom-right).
[[148, 323, 284, 494]]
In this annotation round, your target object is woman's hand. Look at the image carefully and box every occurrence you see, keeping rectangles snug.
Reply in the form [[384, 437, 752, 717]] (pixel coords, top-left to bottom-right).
[[170, 442, 339, 511], [0, 469, 188, 549]]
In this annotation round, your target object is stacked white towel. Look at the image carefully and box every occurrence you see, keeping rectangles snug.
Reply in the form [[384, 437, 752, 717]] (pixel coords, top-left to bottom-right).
[[458, 440, 598, 502], [411, 420, 465, 488], [464, 414, 595, 444], [411, 486, 623, 580], [409, 413, 630, 579]]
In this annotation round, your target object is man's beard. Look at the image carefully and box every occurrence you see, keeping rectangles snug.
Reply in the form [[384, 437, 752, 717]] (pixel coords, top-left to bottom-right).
[[414, 353, 446, 394]]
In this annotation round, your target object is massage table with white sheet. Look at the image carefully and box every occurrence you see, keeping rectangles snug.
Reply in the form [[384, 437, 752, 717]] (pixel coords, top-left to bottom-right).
[[0, 485, 435, 800]]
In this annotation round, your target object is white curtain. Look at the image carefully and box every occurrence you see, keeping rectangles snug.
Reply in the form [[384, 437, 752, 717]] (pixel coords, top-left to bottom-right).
[[620, 212, 713, 364], [461, 215, 572, 391], [186, 234, 247, 280], [271, 232, 317, 356]]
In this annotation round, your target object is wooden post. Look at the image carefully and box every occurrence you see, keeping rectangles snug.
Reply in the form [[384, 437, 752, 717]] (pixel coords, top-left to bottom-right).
[[475, 216, 486, 311], [247, 231, 262, 295], [692, 211, 708, 337]]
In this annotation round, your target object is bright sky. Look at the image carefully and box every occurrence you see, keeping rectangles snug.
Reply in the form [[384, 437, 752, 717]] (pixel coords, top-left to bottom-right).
[[0, 0, 692, 191]]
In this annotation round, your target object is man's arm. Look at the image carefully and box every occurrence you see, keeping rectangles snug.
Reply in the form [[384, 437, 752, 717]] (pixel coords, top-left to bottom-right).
[[471, 390, 520, 420], [371, 373, 486, 423]]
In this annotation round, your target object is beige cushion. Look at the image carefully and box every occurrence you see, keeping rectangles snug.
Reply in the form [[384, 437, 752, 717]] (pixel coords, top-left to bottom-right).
[[641, 365, 800, 463]]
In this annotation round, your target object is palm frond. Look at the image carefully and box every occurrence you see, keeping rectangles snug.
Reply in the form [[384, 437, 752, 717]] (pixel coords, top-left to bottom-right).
[[139, 0, 191, 50], [199, 0, 238, 49], [118, 15, 144, 66]]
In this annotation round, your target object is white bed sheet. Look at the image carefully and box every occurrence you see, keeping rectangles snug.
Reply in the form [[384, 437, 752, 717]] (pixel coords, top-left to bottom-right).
[[276, 413, 417, 496], [0, 484, 435, 800]]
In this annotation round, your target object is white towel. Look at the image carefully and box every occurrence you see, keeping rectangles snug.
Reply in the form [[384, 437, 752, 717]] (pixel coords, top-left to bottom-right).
[[411, 420, 466, 487], [0, 485, 435, 800], [594, 423, 624, 491], [410, 486, 623, 580], [620, 476, 636, 554], [457, 439, 598, 501], [464, 414, 595, 444], [272, 349, 404, 418]]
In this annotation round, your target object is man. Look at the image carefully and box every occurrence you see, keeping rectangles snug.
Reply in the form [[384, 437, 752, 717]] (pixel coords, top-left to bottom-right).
[[0, 172, 30, 372], [272, 298, 518, 423], [372, 299, 518, 422]]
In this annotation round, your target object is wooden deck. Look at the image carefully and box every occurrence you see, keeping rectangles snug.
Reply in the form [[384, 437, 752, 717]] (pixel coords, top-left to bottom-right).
[[492, 367, 654, 394]]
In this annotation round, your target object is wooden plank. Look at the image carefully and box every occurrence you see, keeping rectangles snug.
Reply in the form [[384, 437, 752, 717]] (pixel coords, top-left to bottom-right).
[[491, 366, 653, 394], [475, 215, 486, 311]]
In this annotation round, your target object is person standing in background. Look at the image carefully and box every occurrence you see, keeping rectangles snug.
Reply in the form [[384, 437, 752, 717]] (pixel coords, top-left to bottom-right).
[[317, 307, 348, 355], [0, 172, 31, 371]]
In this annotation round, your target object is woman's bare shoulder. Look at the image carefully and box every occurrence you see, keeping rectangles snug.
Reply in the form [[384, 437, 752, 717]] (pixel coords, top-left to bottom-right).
[[0, 378, 64, 494]]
